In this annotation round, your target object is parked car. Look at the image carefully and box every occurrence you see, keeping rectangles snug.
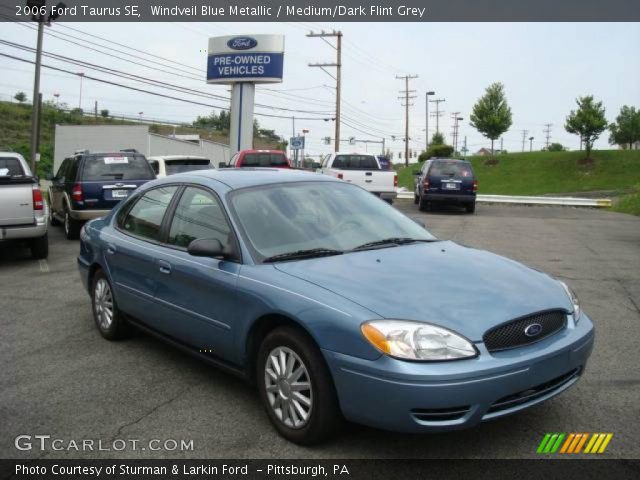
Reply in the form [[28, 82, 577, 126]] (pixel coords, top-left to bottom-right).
[[376, 155, 392, 171], [225, 149, 291, 168], [78, 169, 593, 445], [0, 152, 48, 259], [318, 152, 397, 203], [49, 150, 155, 240], [414, 158, 477, 213], [147, 155, 213, 178]]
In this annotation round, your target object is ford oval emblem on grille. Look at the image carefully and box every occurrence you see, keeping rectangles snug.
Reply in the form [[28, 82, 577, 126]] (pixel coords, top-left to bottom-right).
[[227, 37, 258, 50], [524, 323, 543, 337]]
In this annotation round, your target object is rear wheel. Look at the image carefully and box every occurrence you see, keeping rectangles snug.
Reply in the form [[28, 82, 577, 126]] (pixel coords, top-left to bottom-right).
[[30, 234, 48, 259], [466, 202, 476, 214], [91, 270, 130, 340], [257, 327, 341, 445], [418, 196, 430, 212], [64, 208, 81, 240], [413, 193, 419, 205], [50, 211, 61, 226]]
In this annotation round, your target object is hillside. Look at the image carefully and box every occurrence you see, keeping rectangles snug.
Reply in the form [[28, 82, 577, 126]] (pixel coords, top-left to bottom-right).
[[396, 150, 640, 196], [0, 101, 282, 177]]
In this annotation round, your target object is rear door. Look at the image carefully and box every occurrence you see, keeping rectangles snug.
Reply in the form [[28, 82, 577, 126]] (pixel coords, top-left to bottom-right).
[[80, 154, 156, 209], [50, 158, 69, 216], [0, 156, 33, 226], [428, 161, 475, 196]]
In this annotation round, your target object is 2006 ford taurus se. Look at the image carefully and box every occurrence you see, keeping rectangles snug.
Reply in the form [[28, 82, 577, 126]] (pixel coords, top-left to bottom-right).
[[78, 169, 594, 445]]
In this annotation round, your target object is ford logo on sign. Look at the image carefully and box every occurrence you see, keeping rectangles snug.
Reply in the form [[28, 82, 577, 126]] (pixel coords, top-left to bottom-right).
[[227, 37, 258, 50], [524, 323, 543, 337]]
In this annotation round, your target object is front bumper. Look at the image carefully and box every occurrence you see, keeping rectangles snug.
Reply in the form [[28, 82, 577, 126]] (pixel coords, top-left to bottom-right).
[[323, 313, 594, 433]]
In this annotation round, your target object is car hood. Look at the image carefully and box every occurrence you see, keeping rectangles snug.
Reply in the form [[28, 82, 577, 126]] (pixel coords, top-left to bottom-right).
[[274, 241, 572, 341]]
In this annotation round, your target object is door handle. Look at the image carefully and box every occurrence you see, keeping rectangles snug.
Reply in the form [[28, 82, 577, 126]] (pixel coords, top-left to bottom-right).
[[365, 179, 373, 183], [106, 245, 116, 255], [158, 260, 172, 275]]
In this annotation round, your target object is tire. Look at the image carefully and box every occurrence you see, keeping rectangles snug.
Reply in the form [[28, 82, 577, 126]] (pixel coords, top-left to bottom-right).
[[30, 233, 49, 259], [91, 270, 130, 340], [64, 208, 81, 240], [418, 196, 429, 212], [413, 194, 419, 205], [466, 202, 476, 214], [257, 326, 341, 445], [50, 212, 61, 226]]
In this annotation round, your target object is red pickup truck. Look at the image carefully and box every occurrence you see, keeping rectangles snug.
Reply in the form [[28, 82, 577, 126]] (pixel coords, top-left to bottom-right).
[[226, 150, 291, 168]]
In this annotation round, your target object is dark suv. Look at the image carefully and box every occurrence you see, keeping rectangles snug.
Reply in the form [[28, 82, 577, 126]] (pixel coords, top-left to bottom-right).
[[414, 158, 477, 213], [49, 150, 155, 239]]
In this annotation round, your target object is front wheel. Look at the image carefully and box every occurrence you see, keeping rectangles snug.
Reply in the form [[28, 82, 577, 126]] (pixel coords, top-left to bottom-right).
[[257, 327, 341, 445]]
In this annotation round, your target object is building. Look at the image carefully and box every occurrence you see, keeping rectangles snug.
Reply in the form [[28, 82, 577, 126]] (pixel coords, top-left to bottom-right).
[[53, 125, 230, 173]]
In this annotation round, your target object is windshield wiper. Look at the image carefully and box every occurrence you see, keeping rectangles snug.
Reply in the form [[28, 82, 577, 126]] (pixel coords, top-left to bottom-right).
[[263, 248, 344, 263], [351, 237, 437, 251]]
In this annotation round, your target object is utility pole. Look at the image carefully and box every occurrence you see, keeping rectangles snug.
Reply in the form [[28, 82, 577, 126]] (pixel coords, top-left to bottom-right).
[[307, 30, 342, 152], [77, 72, 84, 110], [500, 137, 504, 152], [461, 136, 468, 158], [429, 98, 445, 134], [521, 130, 529, 152], [94, 100, 98, 120], [425, 90, 435, 150], [543, 123, 553, 149], [451, 112, 461, 154], [529, 136, 535, 152], [397, 74, 418, 167]]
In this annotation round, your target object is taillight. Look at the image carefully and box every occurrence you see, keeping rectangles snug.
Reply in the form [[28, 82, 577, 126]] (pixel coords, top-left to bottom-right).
[[32, 185, 43, 210], [473, 180, 478, 192], [72, 183, 83, 202], [394, 175, 398, 188], [337, 173, 344, 180], [422, 178, 430, 189]]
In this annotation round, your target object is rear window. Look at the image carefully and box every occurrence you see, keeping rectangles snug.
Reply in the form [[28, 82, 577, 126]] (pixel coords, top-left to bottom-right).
[[429, 161, 473, 178], [332, 155, 379, 170], [165, 158, 211, 175], [0, 157, 25, 177], [240, 153, 288, 167], [81, 154, 155, 181]]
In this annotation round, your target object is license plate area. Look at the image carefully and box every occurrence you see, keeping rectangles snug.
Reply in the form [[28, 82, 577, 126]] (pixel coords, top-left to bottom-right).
[[110, 189, 130, 199], [443, 182, 460, 190]]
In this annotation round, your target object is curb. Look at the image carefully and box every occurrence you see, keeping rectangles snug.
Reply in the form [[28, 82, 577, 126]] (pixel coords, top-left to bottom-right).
[[396, 192, 612, 208]]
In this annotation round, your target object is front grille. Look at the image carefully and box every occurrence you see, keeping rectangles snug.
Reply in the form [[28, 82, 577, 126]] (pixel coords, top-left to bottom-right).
[[483, 309, 567, 352], [486, 367, 581, 414], [411, 406, 471, 423]]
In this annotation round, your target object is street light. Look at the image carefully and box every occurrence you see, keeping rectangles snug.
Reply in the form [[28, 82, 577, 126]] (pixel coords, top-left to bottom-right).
[[425, 90, 435, 150], [529, 136, 535, 152]]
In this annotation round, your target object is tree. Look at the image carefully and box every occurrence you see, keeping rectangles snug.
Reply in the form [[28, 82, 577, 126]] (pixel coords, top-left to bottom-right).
[[100, 109, 109, 118], [14, 92, 27, 104], [431, 132, 445, 145], [565, 95, 607, 160], [470, 82, 513, 157], [608, 105, 640, 150], [547, 142, 565, 152]]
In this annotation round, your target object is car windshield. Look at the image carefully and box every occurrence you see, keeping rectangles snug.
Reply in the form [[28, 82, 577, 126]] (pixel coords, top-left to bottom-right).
[[429, 161, 473, 178], [82, 154, 156, 181], [241, 153, 288, 167], [229, 181, 436, 261], [332, 155, 379, 170], [165, 158, 211, 175]]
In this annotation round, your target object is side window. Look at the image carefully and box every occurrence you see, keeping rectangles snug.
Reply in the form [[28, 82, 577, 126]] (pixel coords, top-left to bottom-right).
[[120, 186, 178, 241], [67, 158, 79, 182], [322, 154, 330, 168], [229, 153, 238, 167], [168, 187, 231, 249], [57, 159, 70, 180]]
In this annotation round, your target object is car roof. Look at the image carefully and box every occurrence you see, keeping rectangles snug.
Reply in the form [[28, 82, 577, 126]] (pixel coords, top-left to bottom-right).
[[147, 155, 210, 161], [238, 149, 285, 154], [430, 158, 471, 163], [186, 168, 338, 190], [333, 151, 376, 156]]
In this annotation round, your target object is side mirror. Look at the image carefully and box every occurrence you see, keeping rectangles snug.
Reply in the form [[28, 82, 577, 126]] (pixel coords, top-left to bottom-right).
[[413, 171, 421, 176], [187, 238, 225, 258], [410, 216, 425, 228], [45, 172, 54, 181]]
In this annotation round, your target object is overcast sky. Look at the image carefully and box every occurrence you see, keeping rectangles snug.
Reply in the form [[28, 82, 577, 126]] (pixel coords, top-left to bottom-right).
[[1, 21, 639, 159]]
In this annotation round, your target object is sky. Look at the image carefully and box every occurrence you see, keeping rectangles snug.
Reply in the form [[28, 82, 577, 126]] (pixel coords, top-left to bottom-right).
[[1, 21, 639, 160]]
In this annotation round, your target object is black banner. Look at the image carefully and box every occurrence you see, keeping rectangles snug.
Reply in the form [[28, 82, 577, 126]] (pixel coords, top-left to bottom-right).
[[1, 0, 639, 22]]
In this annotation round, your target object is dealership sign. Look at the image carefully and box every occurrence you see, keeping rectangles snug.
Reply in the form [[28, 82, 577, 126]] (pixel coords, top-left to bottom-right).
[[207, 34, 284, 83]]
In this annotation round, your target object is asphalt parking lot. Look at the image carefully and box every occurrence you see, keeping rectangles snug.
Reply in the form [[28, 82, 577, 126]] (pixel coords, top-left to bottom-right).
[[1, 202, 639, 459]]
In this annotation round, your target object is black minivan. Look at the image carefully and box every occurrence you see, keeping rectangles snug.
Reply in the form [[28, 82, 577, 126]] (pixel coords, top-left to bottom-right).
[[49, 150, 155, 239], [414, 158, 477, 213]]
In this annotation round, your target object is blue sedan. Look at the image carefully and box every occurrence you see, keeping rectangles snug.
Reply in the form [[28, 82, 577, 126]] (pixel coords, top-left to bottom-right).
[[77, 169, 594, 445]]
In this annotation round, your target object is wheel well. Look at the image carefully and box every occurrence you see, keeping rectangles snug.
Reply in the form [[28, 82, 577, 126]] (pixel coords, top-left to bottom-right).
[[87, 263, 102, 289], [245, 314, 316, 385]]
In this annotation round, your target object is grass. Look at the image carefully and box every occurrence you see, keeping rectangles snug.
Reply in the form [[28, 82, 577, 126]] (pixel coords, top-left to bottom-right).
[[396, 150, 640, 197], [613, 184, 640, 216], [0, 100, 280, 177]]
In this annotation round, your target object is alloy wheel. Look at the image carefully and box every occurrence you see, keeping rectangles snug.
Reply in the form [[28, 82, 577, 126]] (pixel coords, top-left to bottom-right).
[[264, 346, 313, 429], [94, 278, 114, 330]]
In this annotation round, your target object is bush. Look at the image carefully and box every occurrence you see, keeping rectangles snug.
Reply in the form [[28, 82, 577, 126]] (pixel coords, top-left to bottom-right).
[[426, 144, 454, 158], [547, 142, 565, 152]]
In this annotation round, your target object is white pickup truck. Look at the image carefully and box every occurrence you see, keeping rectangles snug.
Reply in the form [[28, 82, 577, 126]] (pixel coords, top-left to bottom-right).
[[0, 152, 48, 259], [318, 152, 397, 203]]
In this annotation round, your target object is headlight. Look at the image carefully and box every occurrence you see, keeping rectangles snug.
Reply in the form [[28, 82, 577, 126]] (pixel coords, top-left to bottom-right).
[[361, 320, 478, 361], [559, 281, 581, 323]]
